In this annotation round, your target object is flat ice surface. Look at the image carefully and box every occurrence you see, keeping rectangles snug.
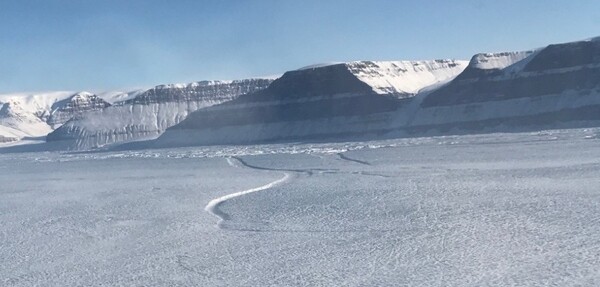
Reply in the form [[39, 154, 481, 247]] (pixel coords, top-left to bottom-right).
[[1, 128, 600, 286]]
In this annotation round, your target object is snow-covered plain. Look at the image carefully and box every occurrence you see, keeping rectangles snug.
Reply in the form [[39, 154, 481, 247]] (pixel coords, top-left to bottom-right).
[[1, 128, 600, 286]]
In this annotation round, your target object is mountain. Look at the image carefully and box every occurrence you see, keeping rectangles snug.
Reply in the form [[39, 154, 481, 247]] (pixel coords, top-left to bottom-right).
[[151, 60, 468, 147], [151, 37, 600, 148], [6, 37, 600, 150], [46, 79, 274, 149], [46, 92, 111, 129], [409, 37, 600, 132], [0, 91, 116, 142]]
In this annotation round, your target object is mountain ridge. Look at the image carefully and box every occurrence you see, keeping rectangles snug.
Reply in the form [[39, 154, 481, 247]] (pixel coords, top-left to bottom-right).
[[46, 78, 274, 148], [2, 36, 599, 151], [151, 37, 600, 148]]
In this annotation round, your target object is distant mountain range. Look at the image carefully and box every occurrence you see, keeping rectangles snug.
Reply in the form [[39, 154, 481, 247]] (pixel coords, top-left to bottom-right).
[[0, 91, 124, 143], [46, 79, 274, 148], [150, 59, 468, 147], [2, 36, 599, 150]]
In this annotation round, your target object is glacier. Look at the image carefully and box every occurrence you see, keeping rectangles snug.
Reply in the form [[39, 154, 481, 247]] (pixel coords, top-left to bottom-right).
[[1, 128, 600, 286], [2, 36, 600, 285]]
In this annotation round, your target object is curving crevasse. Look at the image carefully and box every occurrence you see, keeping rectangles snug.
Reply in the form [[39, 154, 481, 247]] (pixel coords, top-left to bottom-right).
[[204, 157, 292, 228]]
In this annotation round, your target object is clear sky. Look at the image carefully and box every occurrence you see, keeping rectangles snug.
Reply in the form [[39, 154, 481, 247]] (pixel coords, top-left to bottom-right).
[[1, 0, 599, 93]]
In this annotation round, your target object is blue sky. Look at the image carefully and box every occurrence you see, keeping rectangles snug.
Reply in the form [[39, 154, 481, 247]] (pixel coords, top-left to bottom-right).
[[1, 0, 599, 93]]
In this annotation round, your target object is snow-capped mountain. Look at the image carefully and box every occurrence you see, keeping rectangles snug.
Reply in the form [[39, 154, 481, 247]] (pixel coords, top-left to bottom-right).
[[0, 91, 114, 142], [150, 37, 600, 148], [411, 37, 600, 131], [5, 36, 600, 150], [46, 79, 274, 148], [345, 60, 468, 97], [286, 60, 467, 98], [151, 60, 468, 147], [46, 92, 111, 129]]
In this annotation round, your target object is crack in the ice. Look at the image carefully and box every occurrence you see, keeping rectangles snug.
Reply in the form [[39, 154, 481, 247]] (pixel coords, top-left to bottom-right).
[[206, 155, 391, 231], [354, 171, 392, 178], [336, 152, 371, 166], [231, 156, 338, 175], [205, 158, 292, 228]]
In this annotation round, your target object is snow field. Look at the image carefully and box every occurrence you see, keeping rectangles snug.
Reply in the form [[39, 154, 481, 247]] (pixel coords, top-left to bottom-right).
[[1, 128, 600, 286]]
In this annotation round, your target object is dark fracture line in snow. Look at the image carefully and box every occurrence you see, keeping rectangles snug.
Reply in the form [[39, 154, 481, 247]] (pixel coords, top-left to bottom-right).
[[206, 156, 341, 228], [336, 152, 371, 166], [354, 171, 391, 178], [333, 153, 393, 177], [206, 156, 391, 231], [231, 156, 338, 175], [234, 155, 390, 178]]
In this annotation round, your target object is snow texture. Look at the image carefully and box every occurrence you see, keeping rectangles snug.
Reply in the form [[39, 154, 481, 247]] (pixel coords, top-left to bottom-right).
[[468, 51, 536, 70], [346, 60, 468, 96], [1, 128, 600, 286]]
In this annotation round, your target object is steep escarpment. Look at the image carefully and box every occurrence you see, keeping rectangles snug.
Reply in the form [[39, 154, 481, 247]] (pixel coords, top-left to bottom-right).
[[153, 38, 600, 148], [7, 37, 600, 151], [47, 92, 111, 128], [46, 79, 273, 149], [152, 60, 467, 147], [412, 39, 600, 131]]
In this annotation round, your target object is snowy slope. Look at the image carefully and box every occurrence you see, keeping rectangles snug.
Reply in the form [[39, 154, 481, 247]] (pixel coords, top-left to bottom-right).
[[415, 37, 600, 130], [468, 51, 536, 70], [0, 91, 112, 141], [346, 60, 468, 97], [150, 37, 600, 148], [7, 37, 600, 150], [47, 79, 274, 149], [151, 60, 467, 147], [97, 89, 148, 104], [293, 60, 468, 98], [0, 125, 27, 142], [0, 92, 84, 139], [46, 92, 111, 129], [3, 129, 600, 285]]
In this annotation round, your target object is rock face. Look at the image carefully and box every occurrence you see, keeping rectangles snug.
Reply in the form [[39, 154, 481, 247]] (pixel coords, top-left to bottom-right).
[[0, 135, 17, 143], [8, 37, 600, 150], [153, 38, 600, 148], [152, 60, 468, 147], [47, 92, 111, 128], [46, 79, 274, 149], [411, 38, 600, 132]]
